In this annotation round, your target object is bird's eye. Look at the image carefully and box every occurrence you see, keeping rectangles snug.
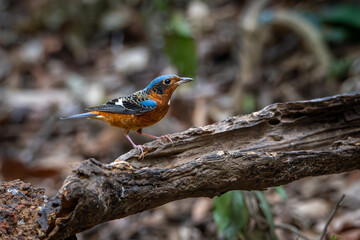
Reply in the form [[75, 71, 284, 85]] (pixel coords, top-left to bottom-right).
[[164, 79, 171, 85]]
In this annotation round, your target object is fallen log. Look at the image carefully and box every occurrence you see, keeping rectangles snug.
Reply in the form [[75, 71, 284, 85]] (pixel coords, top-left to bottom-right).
[[1, 92, 360, 239]]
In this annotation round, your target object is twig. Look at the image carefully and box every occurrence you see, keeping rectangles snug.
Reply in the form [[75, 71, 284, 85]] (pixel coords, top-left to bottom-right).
[[19, 115, 57, 163], [275, 223, 310, 240], [256, 213, 310, 240], [319, 194, 346, 240]]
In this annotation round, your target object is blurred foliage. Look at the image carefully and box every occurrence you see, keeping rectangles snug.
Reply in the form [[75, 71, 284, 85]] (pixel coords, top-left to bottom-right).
[[21, 0, 111, 61], [319, 3, 360, 79], [164, 33, 197, 77], [254, 191, 278, 240], [25, 0, 141, 36], [275, 186, 288, 200], [166, 11, 193, 37], [320, 4, 360, 43], [331, 234, 343, 240], [142, 0, 197, 77], [242, 93, 257, 114], [23, 0, 197, 75], [214, 191, 250, 240], [303, 3, 360, 79], [164, 10, 197, 77], [303, 3, 360, 44], [214, 190, 280, 240], [328, 58, 354, 79]]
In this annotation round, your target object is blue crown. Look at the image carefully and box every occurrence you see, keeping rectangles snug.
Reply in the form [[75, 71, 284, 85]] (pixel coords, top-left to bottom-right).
[[144, 75, 178, 91]]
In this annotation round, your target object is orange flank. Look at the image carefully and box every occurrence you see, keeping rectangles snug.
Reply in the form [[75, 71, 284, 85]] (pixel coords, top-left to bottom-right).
[[89, 82, 176, 130], [89, 103, 169, 131]]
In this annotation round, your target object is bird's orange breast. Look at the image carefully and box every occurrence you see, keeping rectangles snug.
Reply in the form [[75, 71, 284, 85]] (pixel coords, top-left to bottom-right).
[[90, 102, 170, 131]]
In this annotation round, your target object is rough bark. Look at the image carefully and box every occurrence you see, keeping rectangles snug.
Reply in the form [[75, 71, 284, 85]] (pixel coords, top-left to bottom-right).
[[0, 180, 47, 239], [1, 92, 360, 239]]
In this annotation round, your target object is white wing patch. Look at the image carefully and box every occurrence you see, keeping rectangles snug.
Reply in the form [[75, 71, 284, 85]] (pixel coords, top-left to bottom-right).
[[115, 98, 124, 106], [168, 99, 171, 105]]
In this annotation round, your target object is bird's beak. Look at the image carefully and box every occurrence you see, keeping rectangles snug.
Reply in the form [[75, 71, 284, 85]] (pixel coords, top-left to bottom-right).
[[177, 77, 193, 85]]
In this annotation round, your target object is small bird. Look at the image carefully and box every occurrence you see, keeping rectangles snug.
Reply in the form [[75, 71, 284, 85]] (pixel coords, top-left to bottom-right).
[[62, 75, 193, 157]]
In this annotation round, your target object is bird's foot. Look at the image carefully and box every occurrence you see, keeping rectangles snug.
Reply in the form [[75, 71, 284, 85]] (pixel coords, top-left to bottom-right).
[[136, 130, 173, 145], [134, 145, 149, 160], [160, 134, 173, 145]]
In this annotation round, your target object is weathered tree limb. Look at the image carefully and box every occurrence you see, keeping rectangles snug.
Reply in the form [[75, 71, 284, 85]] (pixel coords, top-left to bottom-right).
[[1, 92, 360, 239]]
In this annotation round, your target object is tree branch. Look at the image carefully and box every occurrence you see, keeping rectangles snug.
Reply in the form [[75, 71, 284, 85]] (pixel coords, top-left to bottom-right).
[[2, 92, 360, 239]]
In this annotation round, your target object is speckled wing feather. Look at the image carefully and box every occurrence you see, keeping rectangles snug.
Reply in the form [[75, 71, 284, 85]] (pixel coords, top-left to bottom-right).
[[86, 90, 157, 115]]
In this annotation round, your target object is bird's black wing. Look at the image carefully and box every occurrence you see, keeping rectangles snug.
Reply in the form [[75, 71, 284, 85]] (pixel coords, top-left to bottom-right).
[[86, 91, 157, 115]]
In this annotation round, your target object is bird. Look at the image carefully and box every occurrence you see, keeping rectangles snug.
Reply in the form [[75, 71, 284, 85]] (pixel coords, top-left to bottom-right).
[[62, 74, 193, 158]]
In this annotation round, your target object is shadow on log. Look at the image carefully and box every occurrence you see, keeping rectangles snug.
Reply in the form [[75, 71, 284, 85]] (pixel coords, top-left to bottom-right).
[[1, 92, 360, 239]]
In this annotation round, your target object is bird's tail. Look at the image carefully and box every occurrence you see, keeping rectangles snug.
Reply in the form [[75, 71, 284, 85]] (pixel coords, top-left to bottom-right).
[[60, 112, 98, 120]]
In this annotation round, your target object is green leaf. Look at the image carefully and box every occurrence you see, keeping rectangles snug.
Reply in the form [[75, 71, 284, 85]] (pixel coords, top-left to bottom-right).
[[214, 192, 231, 232], [275, 186, 288, 200], [318, 4, 360, 43], [153, 0, 170, 12], [322, 26, 352, 43], [164, 33, 197, 77], [164, 11, 197, 77], [242, 93, 256, 114], [254, 191, 278, 240], [167, 12, 193, 37], [328, 58, 353, 78], [231, 191, 249, 232], [320, 4, 360, 29], [214, 191, 250, 239]]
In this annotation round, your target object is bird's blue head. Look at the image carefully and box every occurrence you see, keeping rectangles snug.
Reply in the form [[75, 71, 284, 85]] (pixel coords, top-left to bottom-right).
[[144, 75, 193, 95]]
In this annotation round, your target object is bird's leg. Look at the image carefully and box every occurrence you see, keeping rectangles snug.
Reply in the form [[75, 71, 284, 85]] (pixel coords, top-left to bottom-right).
[[136, 129, 173, 144], [124, 130, 147, 159]]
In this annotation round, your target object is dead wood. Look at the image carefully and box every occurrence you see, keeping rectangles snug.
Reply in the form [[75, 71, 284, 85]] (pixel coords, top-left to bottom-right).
[[1, 92, 360, 239]]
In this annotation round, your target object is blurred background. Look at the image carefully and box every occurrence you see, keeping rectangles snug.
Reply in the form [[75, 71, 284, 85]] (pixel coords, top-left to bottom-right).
[[1, 0, 360, 239]]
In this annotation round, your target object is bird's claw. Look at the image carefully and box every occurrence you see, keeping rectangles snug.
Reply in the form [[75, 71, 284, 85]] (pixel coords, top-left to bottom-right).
[[160, 134, 173, 145], [134, 145, 148, 160]]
